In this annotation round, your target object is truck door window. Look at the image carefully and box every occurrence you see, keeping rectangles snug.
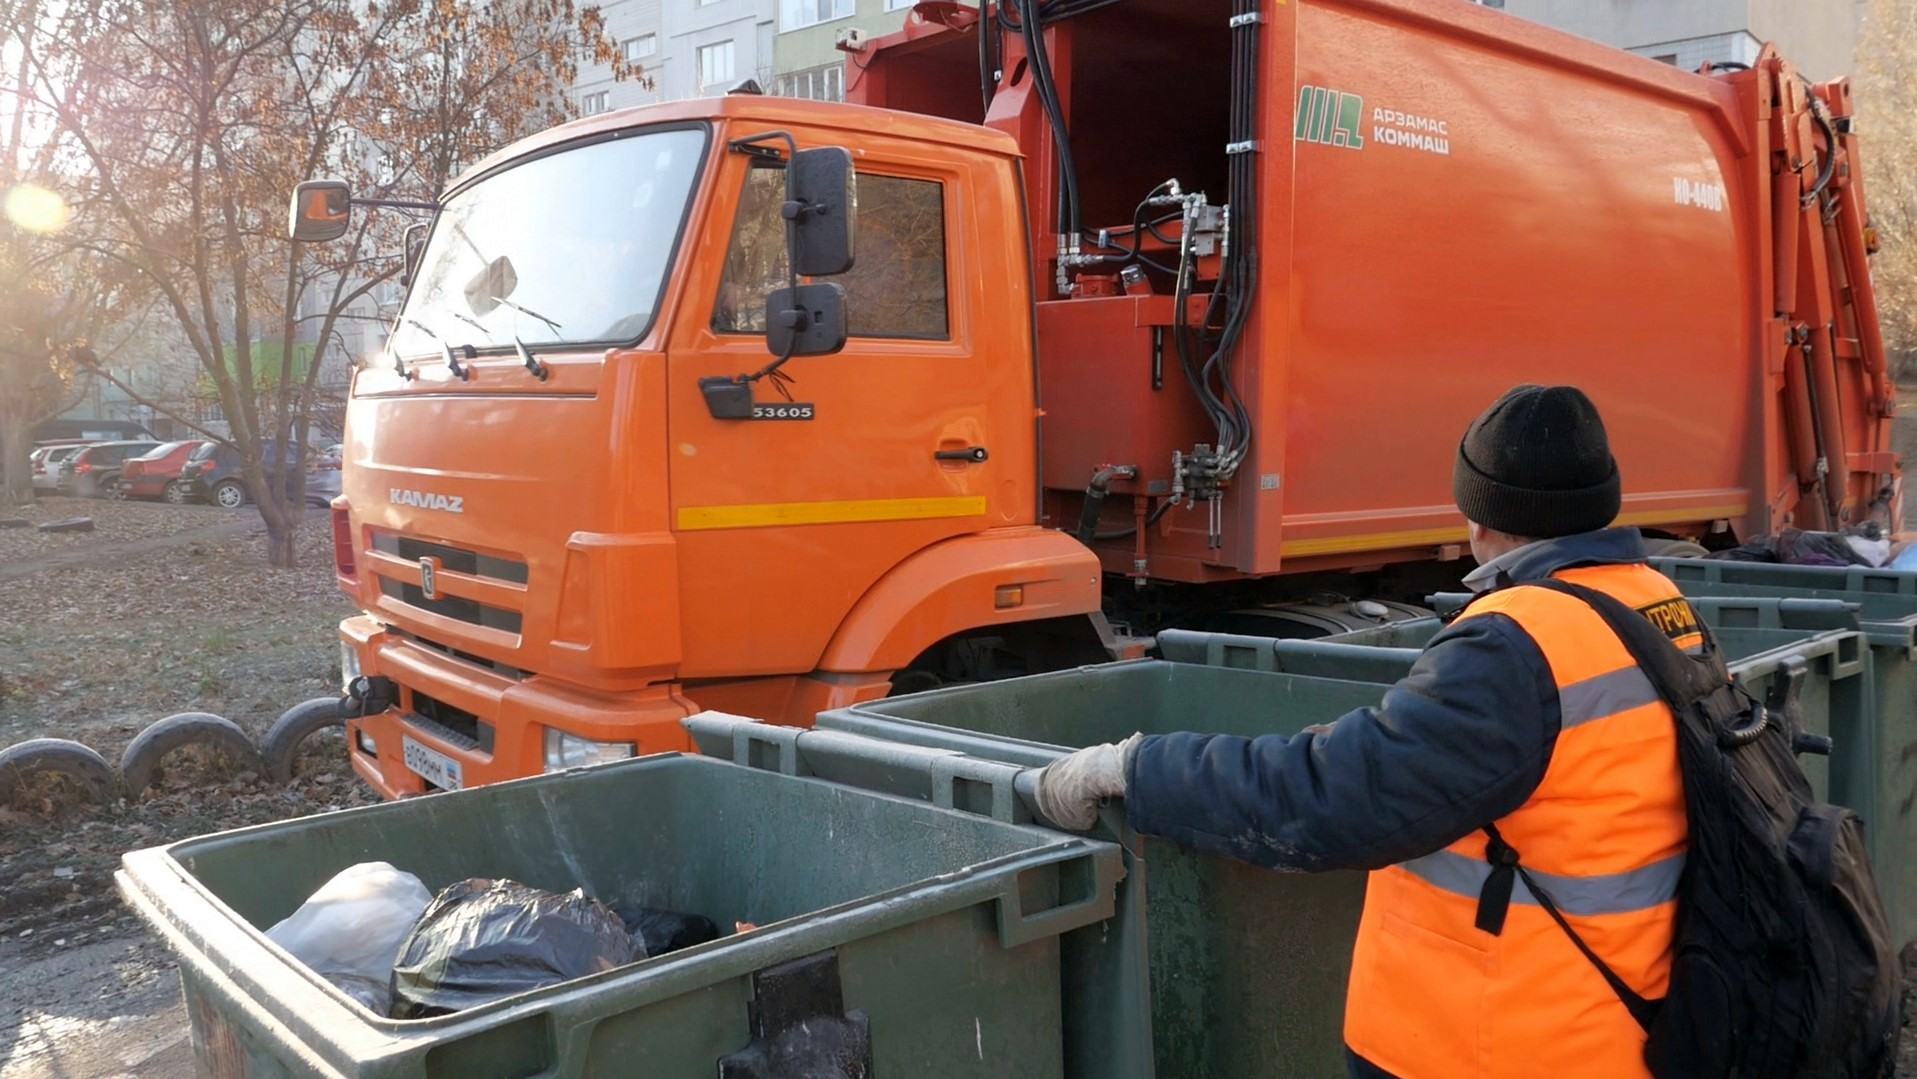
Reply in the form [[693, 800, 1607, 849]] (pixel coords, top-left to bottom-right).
[[714, 163, 950, 340]]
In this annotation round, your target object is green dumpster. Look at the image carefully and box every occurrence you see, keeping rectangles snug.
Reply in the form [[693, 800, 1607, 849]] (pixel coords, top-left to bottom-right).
[[811, 661, 1399, 1079], [1166, 586, 1907, 951], [1160, 615, 1869, 826], [1646, 558, 1917, 951], [118, 746, 1126, 1079], [816, 625, 1880, 1076]]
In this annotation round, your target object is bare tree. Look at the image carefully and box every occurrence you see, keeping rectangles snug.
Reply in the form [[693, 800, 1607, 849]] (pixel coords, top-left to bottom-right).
[[0, 223, 98, 506], [1858, 0, 1917, 379], [2, 0, 635, 564]]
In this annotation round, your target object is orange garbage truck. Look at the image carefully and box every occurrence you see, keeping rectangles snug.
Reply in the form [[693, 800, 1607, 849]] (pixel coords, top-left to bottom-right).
[[291, 0, 1897, 799]]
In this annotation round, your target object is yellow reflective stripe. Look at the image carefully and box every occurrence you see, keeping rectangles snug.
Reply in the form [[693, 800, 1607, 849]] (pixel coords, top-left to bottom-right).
[[1278, 504, 1748, 558], [1281, 526, 1468, 558], [677, 495, 987, 532]]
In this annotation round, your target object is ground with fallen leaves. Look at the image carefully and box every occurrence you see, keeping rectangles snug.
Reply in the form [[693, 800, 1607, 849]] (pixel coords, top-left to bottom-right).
[[1, 496, 370, 1077]]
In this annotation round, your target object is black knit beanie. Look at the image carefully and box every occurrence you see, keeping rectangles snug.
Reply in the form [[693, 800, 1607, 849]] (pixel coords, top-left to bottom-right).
[[1452, 385, 1621, 538]]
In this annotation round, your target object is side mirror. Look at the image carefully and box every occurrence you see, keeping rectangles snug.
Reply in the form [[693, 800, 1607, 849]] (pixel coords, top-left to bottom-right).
[[399, 222, 429, 288], [766, 283, 847, 357], [786, 147, 856, 277], [288, 180, 351, 243], [463, 255, 518, 317]]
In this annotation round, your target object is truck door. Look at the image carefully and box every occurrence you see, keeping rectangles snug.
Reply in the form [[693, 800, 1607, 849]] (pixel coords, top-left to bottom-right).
[[667, 145, 1030, 678]]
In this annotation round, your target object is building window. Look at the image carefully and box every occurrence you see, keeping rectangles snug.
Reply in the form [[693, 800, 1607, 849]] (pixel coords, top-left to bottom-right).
[[624, 35, 657, 61], [697, 41, 736, 92], [782, 0, 855, 31], [884, 0, 914, 9], [1652, 53, 1678, 65], [581, 90, 610, 114], [775, 63, 845, 102], [716, 166, 950, 340], [1466, 0, 1503, 7]]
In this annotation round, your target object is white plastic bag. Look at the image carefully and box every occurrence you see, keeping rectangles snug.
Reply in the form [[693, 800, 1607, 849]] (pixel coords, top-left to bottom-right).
[[266, 861, 433, 1013]]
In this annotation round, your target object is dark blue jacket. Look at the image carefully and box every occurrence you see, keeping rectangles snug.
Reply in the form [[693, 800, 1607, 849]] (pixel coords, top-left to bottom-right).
[[1124, 527, 1651, 874]]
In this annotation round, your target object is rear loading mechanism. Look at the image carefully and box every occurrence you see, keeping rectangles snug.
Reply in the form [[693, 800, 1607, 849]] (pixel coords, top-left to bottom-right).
[[849, 1, 1897, 586]]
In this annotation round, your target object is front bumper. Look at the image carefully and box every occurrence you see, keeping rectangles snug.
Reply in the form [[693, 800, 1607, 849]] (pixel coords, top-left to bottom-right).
[[339, 618, 701, 800]]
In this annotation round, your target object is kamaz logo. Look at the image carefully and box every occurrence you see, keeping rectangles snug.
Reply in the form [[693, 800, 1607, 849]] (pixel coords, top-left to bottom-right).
[[1295, 85, 1366, 150], [389, 488, 464, 513]]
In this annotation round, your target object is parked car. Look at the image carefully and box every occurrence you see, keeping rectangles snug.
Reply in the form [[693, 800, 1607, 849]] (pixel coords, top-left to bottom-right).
[[28, 447, 61, 492], [37, 443, 95, 494], [182, 443, 338, 508], [66, 440, 164, 498], [119, 440, 209, 503], [305, 465, 342, 507]]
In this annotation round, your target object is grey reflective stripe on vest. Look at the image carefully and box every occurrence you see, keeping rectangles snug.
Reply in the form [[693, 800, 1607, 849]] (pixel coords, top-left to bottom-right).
[[1399, 849, 1685, 917], [1557, 664, 1661, 729]]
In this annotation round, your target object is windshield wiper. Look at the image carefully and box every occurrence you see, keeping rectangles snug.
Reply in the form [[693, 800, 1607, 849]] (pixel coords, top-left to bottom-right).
[[447, 310, 492, 340], [490, 295, 563, 334], [399, 317, 475, 380]]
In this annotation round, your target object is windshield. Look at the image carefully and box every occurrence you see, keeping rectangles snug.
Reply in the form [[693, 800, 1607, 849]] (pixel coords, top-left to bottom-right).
[[388, 126, 708, 359]]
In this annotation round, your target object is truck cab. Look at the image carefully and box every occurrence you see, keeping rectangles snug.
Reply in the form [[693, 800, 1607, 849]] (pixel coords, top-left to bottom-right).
[[323, 98, 1103, 797]]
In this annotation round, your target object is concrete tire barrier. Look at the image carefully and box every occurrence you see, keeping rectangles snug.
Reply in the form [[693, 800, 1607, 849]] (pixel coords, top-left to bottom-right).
[[35, 517, 94, 534]]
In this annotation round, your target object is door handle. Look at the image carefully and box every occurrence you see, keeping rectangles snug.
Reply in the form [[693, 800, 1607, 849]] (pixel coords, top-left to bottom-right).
[[935, 446, 990, 463]]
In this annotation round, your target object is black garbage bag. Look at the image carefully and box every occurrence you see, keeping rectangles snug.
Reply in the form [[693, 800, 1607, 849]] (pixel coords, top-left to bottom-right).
[[322, 973, 393, 1016], [617, 907, 721, 957], [1707, 527, 1870, 567], [389, 878, 639, 1019]]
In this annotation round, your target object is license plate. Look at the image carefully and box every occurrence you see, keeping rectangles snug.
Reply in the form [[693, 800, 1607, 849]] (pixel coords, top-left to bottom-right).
[[402, 736, 463, 791]]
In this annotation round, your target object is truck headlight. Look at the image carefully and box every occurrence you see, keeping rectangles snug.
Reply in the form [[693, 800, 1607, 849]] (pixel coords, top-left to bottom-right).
[[542, 730, 636, 772], [339, 640, 362, 695]]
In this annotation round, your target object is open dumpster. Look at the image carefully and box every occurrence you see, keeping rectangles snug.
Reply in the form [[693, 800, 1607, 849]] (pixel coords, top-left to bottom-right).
[[813, 618, 1884, 1077], [809, 663, 1397, 1079], [118, 745, 1125, 1079]]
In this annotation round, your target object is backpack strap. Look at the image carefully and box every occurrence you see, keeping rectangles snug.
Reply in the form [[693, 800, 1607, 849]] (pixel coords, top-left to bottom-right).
[[1468, 575, 1710, 1036], [1477, 822, 1662, 1033]]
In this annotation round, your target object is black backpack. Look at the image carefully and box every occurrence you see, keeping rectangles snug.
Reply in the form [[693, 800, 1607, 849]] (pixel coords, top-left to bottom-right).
[[1467, 578, 1903, 1078]]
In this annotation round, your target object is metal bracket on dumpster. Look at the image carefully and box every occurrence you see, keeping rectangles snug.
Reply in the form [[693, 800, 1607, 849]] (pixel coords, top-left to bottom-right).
[[717, 950, 873, 1079]]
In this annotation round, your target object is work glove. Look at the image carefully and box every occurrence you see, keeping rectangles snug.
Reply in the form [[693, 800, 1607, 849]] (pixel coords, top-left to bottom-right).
[[1031, 733, 1143, 832]]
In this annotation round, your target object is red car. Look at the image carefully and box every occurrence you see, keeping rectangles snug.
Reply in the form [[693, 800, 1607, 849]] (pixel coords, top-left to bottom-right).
[[119, 440, 209, 503]]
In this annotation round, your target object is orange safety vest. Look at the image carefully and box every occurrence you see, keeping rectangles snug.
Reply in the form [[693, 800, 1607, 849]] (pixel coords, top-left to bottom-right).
[[1343, 563, 1693, 1078]]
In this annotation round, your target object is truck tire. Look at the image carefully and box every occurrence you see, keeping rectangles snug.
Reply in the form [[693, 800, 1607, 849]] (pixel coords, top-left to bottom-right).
[[212, 480, 247, 509], [0, 738, 121, 805], [119, 712, 264, 797], [261, 697, 347, 783], [163, 481, 190, 505]]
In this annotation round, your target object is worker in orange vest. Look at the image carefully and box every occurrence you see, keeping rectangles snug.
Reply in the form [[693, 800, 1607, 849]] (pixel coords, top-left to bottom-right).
[[1032, 385, 1692, 1079]]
